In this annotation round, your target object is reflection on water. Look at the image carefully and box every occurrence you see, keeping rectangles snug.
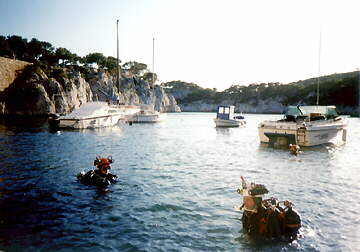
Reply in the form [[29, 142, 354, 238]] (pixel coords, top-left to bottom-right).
[[215, 127, 231, 135], [0, 114, 359, 251]]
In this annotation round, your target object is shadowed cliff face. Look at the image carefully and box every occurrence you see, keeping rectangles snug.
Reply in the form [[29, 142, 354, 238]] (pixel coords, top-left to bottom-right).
[[0, 65, 92, 115], [0, 62, 180, 116], [0, 57, 31, 92]]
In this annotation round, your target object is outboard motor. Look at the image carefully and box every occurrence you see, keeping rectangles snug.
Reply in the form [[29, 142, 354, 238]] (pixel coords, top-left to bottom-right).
[[48, 113, 60, 128]]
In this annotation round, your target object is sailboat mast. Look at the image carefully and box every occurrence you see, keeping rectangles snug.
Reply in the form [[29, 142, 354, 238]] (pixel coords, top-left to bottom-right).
[[316, 27, 322, 106], [152, 37, 155, 87], [116, 19, 120, 94]]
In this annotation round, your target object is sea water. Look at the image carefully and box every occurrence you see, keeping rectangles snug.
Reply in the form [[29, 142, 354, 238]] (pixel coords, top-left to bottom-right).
[[0, 113, 359, 251]]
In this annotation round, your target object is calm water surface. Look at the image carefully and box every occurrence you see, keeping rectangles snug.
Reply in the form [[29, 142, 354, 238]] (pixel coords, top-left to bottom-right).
[[0, 113, 359, 252]]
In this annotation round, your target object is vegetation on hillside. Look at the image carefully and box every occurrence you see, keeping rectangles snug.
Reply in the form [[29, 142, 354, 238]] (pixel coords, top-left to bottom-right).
[[0, 35, 156, 84], [163, 72, 358, 111]]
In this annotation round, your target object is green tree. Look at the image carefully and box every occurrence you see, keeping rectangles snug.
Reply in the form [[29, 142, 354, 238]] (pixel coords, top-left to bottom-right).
[[26, 38, 43, 62], [141, 72, 157, 84], [103, 56, 118, 71], [0, 35, 11, 57], [38, 41, 56, 66], [122, 61, 147, 77], [140, 72, 157, 84], [6, 35, 28, 60], [84, 52, 106, 66], [55, 47, 74, 66]]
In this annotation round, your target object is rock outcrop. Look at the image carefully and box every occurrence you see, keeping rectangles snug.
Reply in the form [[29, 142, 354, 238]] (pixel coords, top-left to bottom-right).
[[0, 57, 31, 92], [117, 77, 180, 112], [0, 57, 181, 116], [0, 65, 92, 115]]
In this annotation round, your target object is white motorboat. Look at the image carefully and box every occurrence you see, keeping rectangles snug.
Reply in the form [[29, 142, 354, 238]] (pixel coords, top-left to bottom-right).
[[214, 105, 246, 127], [258, 105, 347, 146], [131, 104, 166, 123], [55, 102, 139, 129]]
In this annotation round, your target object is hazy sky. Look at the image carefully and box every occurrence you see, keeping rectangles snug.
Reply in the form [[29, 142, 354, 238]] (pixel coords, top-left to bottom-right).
[[1, 0, 359, 90]]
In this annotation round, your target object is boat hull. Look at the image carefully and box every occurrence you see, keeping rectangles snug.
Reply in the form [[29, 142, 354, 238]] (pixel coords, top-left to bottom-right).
[[56, 102, 141, 129], [59, 114, 124, 129], [214, 118, 245, 127], [132, 113, 167, 123], [258, 119, 347, 147]]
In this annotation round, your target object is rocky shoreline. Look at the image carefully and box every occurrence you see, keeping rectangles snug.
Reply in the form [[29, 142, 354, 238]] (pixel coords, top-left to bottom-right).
[[0, 57, 180, 116], [178, 100, 358, 115], [178, 99, 286, 114], [1, 57, 358, 116]]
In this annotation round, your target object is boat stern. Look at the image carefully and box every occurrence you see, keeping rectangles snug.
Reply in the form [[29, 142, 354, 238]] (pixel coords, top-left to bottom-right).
[[258, 121, 298, 146]]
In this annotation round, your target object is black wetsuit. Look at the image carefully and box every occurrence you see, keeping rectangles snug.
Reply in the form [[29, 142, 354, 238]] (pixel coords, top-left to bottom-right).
[[78, 170, 117, 187]]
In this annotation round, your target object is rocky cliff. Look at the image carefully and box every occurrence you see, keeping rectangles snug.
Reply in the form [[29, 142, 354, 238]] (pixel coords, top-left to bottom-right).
[[0, 57, 180, 116], [0, 57, 31, 92]]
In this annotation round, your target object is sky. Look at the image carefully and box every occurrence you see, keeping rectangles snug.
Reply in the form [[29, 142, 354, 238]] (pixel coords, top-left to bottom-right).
[[1, 0, 360, 90]]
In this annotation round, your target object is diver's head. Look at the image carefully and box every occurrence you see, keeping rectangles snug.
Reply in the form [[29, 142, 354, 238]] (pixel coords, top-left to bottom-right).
[[96, 158, 111, 175], [237, 177, 268, 213], [289, 144, 300, 155]]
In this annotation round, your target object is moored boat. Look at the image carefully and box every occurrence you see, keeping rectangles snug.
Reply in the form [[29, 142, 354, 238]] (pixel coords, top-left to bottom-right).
[[258, 105, 347, 146], [51, 102, 140, 129], [214, 105, 246, 127], [131, 104, 166, 123]]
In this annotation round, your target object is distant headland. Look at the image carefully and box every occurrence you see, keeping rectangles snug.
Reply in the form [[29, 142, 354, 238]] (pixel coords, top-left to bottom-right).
[[163, 73, 360, 116]]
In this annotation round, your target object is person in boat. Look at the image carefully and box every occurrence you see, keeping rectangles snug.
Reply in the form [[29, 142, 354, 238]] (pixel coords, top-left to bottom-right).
[[77, 156, 117, 187], [237, 176, 301, 240]]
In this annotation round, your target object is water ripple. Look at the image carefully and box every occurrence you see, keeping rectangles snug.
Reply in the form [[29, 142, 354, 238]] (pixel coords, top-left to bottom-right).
[[0, 114, 359, 251]]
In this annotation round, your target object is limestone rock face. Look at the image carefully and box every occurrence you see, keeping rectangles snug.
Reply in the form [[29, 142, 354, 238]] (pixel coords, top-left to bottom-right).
[[166, 94, 182, 113], [0, 57, 31, 92], [0, 62, 180, 116], [117, 77, 181, 112], [89, 72, 117, 102], [0, 67, 53, 115]]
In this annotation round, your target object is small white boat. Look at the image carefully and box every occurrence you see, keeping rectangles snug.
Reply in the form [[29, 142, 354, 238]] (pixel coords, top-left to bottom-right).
[[214, 105, 246, 127], [131, 104, 167, 123], [258, 105, 347, 146], [56, 102, 139, 129]]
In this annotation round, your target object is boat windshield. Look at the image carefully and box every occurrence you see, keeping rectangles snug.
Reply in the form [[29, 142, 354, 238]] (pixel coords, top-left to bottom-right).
[[298, 106, 338, 117], [283, 105, 339, 122], [285, 106, 303, 116]]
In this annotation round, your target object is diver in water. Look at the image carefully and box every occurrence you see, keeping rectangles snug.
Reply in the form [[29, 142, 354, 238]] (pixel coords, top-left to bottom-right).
[[289, 144, 301, 156], [78, 156, 117, 187], [237, 176, 301, 241]]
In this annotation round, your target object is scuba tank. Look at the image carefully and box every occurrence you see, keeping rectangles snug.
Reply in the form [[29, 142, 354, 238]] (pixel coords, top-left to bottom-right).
[[282, 201, 301, 238], [262, 198, 302, 239]]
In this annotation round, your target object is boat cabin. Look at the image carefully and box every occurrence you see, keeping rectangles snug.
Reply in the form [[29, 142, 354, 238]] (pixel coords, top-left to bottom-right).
[[283, 105, 339, 122], [216, 105, 235, 120]]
